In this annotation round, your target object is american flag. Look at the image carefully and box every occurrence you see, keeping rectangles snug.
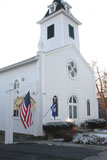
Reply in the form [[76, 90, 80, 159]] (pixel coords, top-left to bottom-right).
[[20, 91, 33, 129]]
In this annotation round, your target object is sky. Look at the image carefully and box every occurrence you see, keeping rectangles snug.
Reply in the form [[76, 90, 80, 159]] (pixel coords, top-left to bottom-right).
[[0, 0, 107, 70]]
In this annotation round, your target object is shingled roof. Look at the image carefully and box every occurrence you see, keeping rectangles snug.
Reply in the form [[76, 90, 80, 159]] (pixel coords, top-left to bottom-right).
[[44, 0, 65, 18]]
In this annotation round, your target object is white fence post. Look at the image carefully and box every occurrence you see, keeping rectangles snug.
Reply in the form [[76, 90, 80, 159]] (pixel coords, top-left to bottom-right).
[[5, 87, 14, 144]]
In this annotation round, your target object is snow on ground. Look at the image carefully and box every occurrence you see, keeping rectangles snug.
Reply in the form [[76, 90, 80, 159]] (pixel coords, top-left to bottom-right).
[[72, 130, 107, 145], [91, 133, 107, 138], [94, 129, 107, 133]]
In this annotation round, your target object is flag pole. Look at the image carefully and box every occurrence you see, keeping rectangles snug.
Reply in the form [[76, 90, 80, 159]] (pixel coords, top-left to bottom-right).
[[43, 107, 51, 117]]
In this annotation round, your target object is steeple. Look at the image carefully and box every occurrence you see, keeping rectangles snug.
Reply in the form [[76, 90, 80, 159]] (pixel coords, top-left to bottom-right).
[[37, 0, 81, 52], [45, 0, 66, 18]]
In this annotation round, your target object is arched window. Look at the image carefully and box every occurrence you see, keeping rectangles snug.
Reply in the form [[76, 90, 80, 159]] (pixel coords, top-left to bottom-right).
[[13, 110, 19, 117], [53, 96, 58, 117], [87, 100, 90, 116], [14, 79, 20, 89], [69, 95, 77, 119]]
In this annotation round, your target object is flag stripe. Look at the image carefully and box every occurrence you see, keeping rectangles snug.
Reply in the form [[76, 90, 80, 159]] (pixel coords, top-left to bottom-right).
[[20, 92, 33, 129]]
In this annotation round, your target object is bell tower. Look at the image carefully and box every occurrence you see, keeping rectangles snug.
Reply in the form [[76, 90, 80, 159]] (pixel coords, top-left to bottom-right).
[[37, 0, 81, 52]]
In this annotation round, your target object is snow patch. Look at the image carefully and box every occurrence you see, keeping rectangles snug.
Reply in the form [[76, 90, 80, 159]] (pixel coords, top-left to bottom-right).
[[72, 132, 107, 145]]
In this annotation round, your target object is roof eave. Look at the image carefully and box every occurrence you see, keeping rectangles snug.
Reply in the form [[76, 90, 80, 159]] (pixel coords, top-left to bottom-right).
[[0, 56, 39, 73], [37, 9, 81, 25]]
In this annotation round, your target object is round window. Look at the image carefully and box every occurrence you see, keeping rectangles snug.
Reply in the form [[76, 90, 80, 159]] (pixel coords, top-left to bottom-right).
[[67, 60, 77, 79]]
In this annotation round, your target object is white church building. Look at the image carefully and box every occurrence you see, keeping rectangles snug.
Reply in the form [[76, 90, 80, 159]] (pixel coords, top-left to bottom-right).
[[0, 0, 98, 137]]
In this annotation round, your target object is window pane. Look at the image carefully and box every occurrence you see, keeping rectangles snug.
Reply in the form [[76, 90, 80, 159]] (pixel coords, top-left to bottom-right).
[[73, 97, 76, 103], [51, 6, 54, 13], [71, 71, 74, 77], [68, 65, 72, 71], [14, 83, 16, 89], [14, 79, 20, 89], [69, 105, 72, 119], [71, 61, 74, 67], [66, 7, 69, 12], [73, 105, 77, 118], [13, 110, 19, 117], [47, 24, 54, 39], [69, 25, 74, 39], [53, 96, 58, 116], [69, 97, 72, 103], [87, 100, 90, 116], [74, 67, 77, 73]]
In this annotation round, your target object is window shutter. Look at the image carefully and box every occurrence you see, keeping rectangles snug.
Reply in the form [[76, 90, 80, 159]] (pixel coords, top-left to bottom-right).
[[69, 24, 74, 39], [47, 24, 54, 39]]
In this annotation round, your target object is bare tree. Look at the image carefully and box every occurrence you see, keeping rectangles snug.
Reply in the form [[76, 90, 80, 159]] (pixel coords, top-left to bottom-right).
[[92, 62, 107, 113]]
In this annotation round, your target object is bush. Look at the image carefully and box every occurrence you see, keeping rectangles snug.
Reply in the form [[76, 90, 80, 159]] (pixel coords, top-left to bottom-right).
[[43, 121, 77, 141], [81, 119, 107, 129], [43, 121, 76, 131]]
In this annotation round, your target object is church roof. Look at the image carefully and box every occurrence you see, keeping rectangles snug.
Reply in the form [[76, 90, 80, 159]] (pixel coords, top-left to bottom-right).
[[45, 0, 65, 18], [0, 56, 38, 73]]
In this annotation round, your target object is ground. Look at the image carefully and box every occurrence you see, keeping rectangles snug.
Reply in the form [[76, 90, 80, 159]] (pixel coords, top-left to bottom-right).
[[0, 129, 107, 159], [0, 142, 107, 160]]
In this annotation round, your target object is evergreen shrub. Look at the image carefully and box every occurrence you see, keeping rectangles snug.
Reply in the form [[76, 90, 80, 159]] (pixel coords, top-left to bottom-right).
[[43, 121, 77, 141], [81, 119, 107, 129], [43, 121, 76, 131]]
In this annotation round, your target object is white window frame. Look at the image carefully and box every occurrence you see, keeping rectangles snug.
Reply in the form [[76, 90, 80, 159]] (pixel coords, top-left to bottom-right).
[[87, 99, 91, 116], [14, 79, 20, 89], [63, 2, 72, 13], [67, 59, 78, 80], [13, 110, 19, 118], [48, 2, 58, 14], [68, 95, 78, 119]]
